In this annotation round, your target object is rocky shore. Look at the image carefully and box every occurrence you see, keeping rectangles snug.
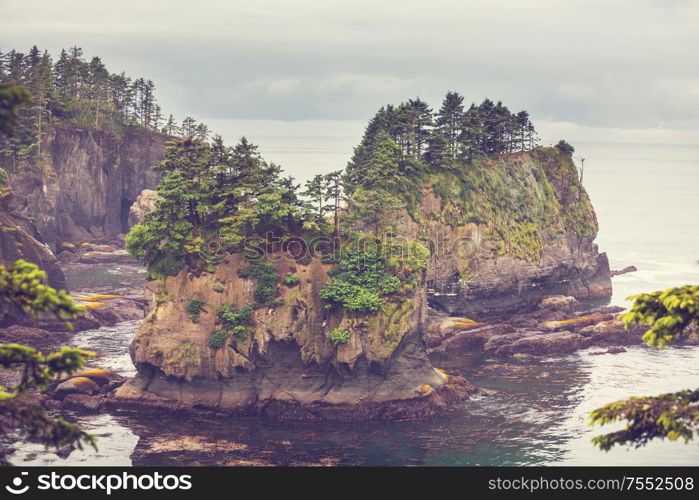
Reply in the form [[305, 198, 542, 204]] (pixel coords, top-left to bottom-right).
[[426, 294, 699, 358]]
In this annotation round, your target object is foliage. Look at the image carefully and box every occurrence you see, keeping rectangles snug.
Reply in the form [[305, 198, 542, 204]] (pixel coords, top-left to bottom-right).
[[0, 260, 84, 327], [0, 85, 94, 459], [168, 341, 199, 370], [207, 330, 228, 349], [344, 187, 404, 236], [0, 263, 93, 457], [283, 273, 300, 286], [319, 245, 428, 313], [0, 46, 208, 167], [590, 389, 699, 451], [186, 298, 204, 323], [590, 285, 699, 450], [211, 304, 254, 346], [0, 81, 31, 136], [328, 328, 350, 345], [620, 286, 699, 347], [0, 344, 96, 454], [238, 259, 279, 304], [126, 136, 308, 277], [0, 167, 11, 198], [555, 139, 575, 156], [344, 94, 539, 197]]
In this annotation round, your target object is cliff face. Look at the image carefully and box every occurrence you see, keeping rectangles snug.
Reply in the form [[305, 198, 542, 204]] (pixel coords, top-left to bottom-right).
[[0, 164, 66, 291], [0, 195, 66, 290], [4, 125, 164, 249], [399, 148, 611, 317], [116, 252, 472, 419]]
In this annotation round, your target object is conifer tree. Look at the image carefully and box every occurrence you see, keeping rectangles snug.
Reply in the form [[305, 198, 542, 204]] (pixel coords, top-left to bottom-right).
[[324, 170, 344, 240], [301, 174, 329, 224]]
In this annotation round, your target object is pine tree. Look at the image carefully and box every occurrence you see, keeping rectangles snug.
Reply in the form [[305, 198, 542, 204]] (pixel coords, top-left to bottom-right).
[[435, 91, 464, 160], [181, 116, 197, 137], [301, 174, 328, 224], [324, 170, 344, 240], [345, 187, 404, 237]]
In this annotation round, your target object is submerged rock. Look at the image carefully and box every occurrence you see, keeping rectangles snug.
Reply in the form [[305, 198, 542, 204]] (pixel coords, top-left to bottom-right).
[[62, 394, 102, 413]]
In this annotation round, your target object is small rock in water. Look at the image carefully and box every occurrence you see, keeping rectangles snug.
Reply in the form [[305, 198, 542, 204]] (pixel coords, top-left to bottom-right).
[[589, 346, 627, 356], [538, 295, 579, 313], [606, 346, 627, 354], [54, 377, 100, 399], [609, 265, 637, 277], [55, 444, 75, 459]]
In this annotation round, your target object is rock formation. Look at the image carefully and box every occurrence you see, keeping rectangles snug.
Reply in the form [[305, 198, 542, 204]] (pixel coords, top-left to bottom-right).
[[116, 252, 476, 420], [3, 125, 164, 249], [115, 147, 611, 419], [401, 148, 612, 316], [0, 171, 66, 290], [128, 189, 159, 227]]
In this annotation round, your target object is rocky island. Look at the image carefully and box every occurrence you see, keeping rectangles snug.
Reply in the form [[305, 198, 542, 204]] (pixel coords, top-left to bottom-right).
[[111, 96, 613, 420]]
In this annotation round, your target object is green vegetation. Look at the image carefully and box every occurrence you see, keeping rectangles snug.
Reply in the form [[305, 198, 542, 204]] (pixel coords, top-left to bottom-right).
[[186, 298, 204, 323], [344, 187, 405, 236], [0, 263, 93, 461], [207, 330, 228, 349], [0, 259, 84, 326], [0, 90, 94, 463], [126, 136, 308, 277], [167, 341, 199, 371], [209, 304, 255, 348], [283, 272, 300, 286], [591, 286, 699, 450], [0, 46, 207, 168], [0, 81, 31, 137], [328, 328, 350, 345], [0, 168, 10, 198], [344, 94, 539, 197], [212, 282, 225, 293], [555, 139, 575, 156], [621, 286, 699, 348], [320, 243, 429, 313], [238, 259, 279, 304]]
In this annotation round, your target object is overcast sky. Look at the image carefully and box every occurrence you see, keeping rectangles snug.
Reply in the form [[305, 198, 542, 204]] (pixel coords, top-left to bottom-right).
[[3, 0, 698, 148]]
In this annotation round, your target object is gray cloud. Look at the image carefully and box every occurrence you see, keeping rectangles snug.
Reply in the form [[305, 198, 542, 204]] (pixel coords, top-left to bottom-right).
[[2, 0, 698, 129]]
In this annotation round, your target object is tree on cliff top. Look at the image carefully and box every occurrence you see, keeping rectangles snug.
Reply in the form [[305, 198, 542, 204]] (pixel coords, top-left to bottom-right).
[[0, 81, 31, 136], [591, 285, 699, 450], [0, 45, 209, 168], [344, 93, 540, 197], [126, 135, 308, 276], [555, 139, 575, 156]]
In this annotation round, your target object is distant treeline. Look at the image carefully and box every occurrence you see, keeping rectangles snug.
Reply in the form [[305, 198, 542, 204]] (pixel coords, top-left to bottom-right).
[[0, 46, 207, 166], [345, 92, 540, 193]]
